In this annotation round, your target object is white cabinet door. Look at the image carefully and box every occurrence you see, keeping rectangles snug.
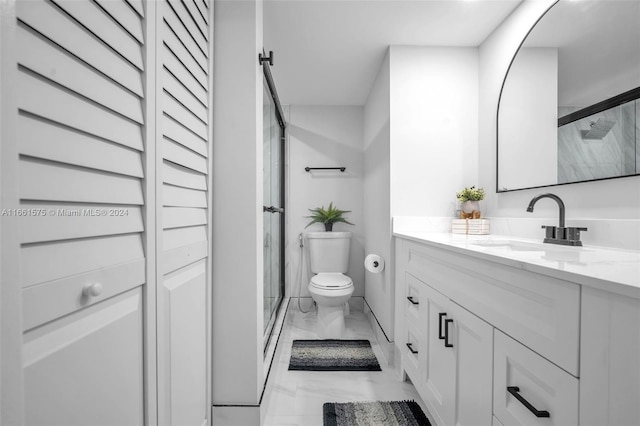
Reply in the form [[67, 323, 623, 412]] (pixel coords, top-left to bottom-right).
[[494, 330, 578, 426], [423, 286, 455, 425], [23, 289, 144, 426], [422, 284, 493, 426], [580, 287, 640, 426], [448, 299, 493, 426]]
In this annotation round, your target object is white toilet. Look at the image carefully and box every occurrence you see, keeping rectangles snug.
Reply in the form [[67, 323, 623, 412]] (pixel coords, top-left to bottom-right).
[[306, 231, 354, 338]]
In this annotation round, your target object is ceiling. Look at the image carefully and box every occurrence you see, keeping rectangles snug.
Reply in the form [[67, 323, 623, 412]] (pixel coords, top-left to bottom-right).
[[263, 0, 523, 106]]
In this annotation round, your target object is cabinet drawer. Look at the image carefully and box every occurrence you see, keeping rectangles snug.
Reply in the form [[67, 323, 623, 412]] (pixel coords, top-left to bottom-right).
[[404, 272, 422, 327], [403, 240, 580, 375], [402, 322, 422, 389], [494, 330, 578, 426], [403, 323, 421, 370]]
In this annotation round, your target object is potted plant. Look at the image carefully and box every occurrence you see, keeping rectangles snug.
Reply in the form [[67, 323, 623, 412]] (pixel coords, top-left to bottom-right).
[[456, 186, 485, 219], [305, 202, 354, 231]]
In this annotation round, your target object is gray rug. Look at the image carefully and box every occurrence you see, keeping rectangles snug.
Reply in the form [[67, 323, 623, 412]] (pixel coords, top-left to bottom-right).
[[323, 400, 431, 426], [288, 339, 381, 371]]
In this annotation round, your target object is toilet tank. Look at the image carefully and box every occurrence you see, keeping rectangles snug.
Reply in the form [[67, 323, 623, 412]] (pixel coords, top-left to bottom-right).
[[306, 231, 351, 274]]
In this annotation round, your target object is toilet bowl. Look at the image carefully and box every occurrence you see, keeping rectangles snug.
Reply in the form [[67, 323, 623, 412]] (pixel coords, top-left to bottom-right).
[[308, 273, 354, 338], [306, 231, 354, 338]]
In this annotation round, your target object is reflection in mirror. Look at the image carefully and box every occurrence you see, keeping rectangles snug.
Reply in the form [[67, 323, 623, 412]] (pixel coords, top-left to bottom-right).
[[497, 0, 640, 192]]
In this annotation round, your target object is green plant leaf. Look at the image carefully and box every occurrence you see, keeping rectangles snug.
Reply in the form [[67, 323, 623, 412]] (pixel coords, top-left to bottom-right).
[[304, 202, 354, 228]]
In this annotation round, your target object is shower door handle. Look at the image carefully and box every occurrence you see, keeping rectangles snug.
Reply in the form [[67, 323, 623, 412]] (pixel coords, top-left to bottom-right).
[[263, 206, 284, 214]]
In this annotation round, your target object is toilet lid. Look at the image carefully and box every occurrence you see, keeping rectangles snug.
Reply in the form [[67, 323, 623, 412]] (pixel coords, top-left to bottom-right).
[[310, 273, 353, 289]]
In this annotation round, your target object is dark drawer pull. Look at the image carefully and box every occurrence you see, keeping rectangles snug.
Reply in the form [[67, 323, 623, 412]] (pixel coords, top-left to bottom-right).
[[438, 312, 447, 339], [406, 342, 418, 354], [444, 318, 454, 348], [406, 296, 419, 305], [507, 386, 550, 418]]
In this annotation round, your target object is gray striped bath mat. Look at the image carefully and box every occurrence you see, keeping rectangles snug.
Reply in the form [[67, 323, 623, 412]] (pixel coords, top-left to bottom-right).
[[323, 400, 431, 426], [288, 339, 381, 371]]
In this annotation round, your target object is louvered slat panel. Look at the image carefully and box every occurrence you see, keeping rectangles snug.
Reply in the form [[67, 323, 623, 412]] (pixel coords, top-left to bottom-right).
[[20, 204, 144, 244], [162, 67, 207, 122], [158, 0, 209, 272], [18, 115, 144, 178], [181, 0, 208, 42], [21, 234, 145, 288], [163, 138, 207, 174], [51, 0, 144, 70], [163, 92, 208, 140], [163, 114, 208, 156], [17, 0, 143, 96], [16, 0, 145, 327], [95, 0, 144, 44], [166, 0, 207, 58], [20, 159, 144, 205], [192, 0, 208, 25], [163, 161, 207, 190], [163, 207, 207, 229], [161, 26, 207, 90], [163, 185, 207, 208], [18, 72, 143, 150], [17, 27, 143, 125], [163, 47, 208, 104], [125, 0, 145, 18], [162, 3, 207, 72]]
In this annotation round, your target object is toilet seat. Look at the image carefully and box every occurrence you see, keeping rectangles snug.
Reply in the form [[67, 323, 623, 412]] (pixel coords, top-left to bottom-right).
[[310, 273, 353, 290]]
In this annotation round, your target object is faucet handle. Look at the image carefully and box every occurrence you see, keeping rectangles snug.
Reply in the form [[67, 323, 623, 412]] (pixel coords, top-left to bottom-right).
[[541, 225, 558, 239], [566, 226, 587, 242]]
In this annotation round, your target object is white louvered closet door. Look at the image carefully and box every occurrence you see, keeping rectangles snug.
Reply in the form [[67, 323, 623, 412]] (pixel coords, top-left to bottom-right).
[[156, 1, 212, 426], [14, 1, 147, 425], [0, 0, 213, 425]]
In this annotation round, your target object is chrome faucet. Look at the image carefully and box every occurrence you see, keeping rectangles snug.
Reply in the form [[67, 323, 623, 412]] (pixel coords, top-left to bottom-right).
[[526, 193, 587, 246]]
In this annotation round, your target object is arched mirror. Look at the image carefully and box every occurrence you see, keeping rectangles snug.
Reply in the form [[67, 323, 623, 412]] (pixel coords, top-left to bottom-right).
[[497, 0, 640, 192]]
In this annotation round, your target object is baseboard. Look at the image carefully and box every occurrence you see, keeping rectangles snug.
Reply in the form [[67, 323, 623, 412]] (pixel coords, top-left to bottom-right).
[[211, 405, 261, 426], [364, 299, 395, 369]]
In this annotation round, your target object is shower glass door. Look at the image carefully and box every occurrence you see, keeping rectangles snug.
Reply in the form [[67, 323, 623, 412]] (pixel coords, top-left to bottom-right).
[[263, 78, 284, 350]]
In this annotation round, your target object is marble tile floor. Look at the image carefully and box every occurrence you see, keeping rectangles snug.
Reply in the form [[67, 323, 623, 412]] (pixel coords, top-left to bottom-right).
[[262, 299, 429, 426]]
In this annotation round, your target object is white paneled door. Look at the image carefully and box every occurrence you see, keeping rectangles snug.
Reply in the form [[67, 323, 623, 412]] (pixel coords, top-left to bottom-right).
[[157, 1, 212, 425], [0, 1, 213, 425]]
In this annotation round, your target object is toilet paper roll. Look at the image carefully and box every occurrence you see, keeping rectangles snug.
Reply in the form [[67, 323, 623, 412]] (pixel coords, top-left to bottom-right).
[[364, 254, 385, 273]]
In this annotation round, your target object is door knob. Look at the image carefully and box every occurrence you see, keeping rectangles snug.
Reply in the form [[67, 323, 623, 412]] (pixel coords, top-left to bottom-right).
[[82, 283, 103, 297]]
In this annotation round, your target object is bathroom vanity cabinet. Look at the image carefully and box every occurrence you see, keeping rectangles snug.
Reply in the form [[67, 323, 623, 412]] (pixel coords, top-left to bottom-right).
[[395, 235, 640, 426]]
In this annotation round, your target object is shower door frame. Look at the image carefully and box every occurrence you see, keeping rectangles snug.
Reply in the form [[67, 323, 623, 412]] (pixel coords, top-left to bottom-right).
[[262, 53, 286, 353]]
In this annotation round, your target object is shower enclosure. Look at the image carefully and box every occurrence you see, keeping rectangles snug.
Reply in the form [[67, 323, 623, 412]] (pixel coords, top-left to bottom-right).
[[262, 52, 286, 352]]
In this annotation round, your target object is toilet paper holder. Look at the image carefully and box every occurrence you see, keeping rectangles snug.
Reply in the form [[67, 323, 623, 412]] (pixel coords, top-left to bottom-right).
[[364, 254, 385, 273]]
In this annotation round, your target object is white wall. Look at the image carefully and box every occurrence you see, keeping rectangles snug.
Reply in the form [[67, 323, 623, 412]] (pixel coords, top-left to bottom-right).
[[479, 0, 640, 250], [390, 46, 479, 218], [363, 51, 392, 340], [286, 106, 365, 300], [362, 46, 480, 341], [212, 0, 263, 409]]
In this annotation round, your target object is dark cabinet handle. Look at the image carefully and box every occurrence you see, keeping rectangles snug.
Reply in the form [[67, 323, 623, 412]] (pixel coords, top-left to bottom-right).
[[407, 296, 419, 305], [507, 386, 550, 418], [444, 318, 454, 347], [438, 312, 447, 339], [406, 342, 418, 354]]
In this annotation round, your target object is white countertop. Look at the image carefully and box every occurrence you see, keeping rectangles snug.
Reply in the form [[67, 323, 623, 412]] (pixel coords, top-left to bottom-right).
[[393, 231, 640, 299]]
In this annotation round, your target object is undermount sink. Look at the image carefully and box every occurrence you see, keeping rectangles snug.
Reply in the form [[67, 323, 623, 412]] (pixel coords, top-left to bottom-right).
[[469, 239, 584, 262]]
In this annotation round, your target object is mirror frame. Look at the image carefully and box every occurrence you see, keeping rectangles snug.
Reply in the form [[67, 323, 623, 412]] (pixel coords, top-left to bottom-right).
[[496, 0, 640, 193]]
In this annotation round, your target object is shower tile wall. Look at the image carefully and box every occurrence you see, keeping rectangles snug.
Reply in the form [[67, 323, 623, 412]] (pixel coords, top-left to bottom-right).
[[637, 100, 640, 171], [557, 101, 637, 183]]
